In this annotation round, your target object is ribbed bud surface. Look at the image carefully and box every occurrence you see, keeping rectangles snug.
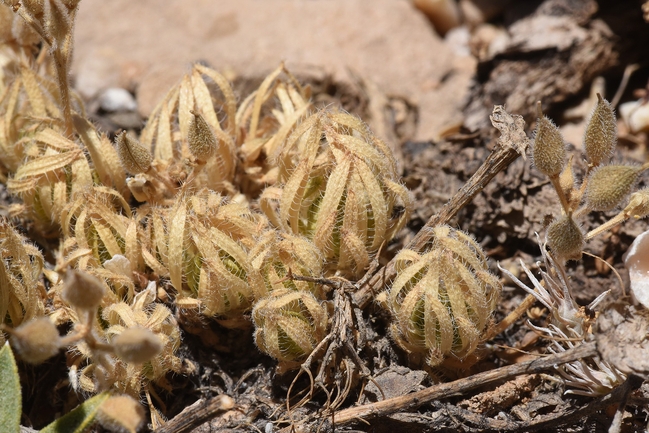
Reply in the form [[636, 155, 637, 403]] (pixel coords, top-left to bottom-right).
[[584, 94, 617, 167]]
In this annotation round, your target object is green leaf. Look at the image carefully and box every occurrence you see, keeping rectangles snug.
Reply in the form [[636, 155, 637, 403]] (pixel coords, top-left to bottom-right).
[[0, 342, 22, 433], [40, 392, 110, 433]]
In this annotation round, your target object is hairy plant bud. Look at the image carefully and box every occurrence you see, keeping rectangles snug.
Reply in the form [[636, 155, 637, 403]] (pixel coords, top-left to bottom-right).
[[112, 327, 163, 364], [116, 131, 152, 175], [252, 289, 328, 364], [584, 94, 617, 167], [62, 268, 106, 311], [585, 165, 640, 211], [624, 188, 649, 219], [388, 226, 500, 367], [547, 215, 584, 259], [188, 110, 217, 161], [96, 394, 145, 433], [532, 102, 566, 177], [9, 317, 61, 364]]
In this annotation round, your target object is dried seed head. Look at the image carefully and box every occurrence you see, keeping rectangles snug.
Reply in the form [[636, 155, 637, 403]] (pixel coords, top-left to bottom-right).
[[584, 94, 617, 167], [252, 289, 328, 364], [188, 110, 217, 162], [112, 327, 163, 364], [8, 317, 61, 364], [388, 225, 501, 367], [116, 131, 152, 175], [585, 165, 640, 211], [62, 269, 106, 311], [546, 215, 584, 259], [96, 394, 145, 433], [624, 188, 649, 219], [532, 102, 566, 177]]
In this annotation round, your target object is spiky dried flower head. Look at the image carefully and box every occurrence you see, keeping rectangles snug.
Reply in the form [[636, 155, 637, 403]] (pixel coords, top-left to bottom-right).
[[59, 188, 140, 287], [624, 188, 649, 219], [546, 215, 584, 260], [388, 225, 500, 367], [0, 219, 45, 328], [139, 64, 238, 191], [62, 268, 106, 311], [584, 94, 617, 167], [249, 230, 325, 299], [96, 394, 145, 433], [584, 165, 641, 211], [7, 317, 61, 364], [252, 289, 328, 364], [141, 191, 266, 321], [532, 102, 566, 177], [116, 131, 152, 175], [112, 327, 163, 364], [187, 110, 217, 162], [260, 109, 412, 277]]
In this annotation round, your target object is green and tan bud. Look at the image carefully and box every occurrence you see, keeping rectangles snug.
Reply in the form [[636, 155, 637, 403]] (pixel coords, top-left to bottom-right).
[[112, 327, 163, 364], [187, 110, 217, 162], [96, 394, 145, 433], [547, 215, 584, 259], [252, 289, 328, 364], [62, 269, 106, 311], [116, 131, 152, 175], [388, 225, 500, 367], [8, 317, 61, 364], [585, 165, 640, 211], [249, 231, 325, 299], [532, 102, 566, 177], [584, 94, 617, 167]]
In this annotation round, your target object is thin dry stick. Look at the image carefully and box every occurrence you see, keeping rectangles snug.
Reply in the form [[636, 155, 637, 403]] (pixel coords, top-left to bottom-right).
[[155, 395, 235, 433], [354, 106, 529, 309], [331, 341, 597, 426]]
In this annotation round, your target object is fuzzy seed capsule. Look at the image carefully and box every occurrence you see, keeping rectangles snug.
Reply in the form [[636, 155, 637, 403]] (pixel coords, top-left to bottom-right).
[[584, 94, 617, 167], [116, 131, 152, 175], [112, 328, 163, 364], [62, 269, 106, 311], [9, 317, 61, 364], [188, 110, 217, 162], [585, 165, 640, 211], [532, 103, 566, 178], [96, 395, 145, 433], [547, 215, 584, 259]]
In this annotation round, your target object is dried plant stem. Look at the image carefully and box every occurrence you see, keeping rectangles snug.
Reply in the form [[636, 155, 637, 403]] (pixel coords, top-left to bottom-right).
[[330, 341, 597, 426], [53, 50, 74, 137], [484, 293, 537, 341], [354, 106, 528, 309], [549, 175, 571, 215]]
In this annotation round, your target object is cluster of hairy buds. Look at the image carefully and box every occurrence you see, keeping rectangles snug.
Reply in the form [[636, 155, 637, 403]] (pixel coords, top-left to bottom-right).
[[532, 95, 648, 260], [388, 225, 500, 367], [500, 236, 625, 396], [261, 109, 412, 277]]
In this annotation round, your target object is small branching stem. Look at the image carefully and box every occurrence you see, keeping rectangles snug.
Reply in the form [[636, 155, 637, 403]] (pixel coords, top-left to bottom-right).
[[549, 175, 571, 215]]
